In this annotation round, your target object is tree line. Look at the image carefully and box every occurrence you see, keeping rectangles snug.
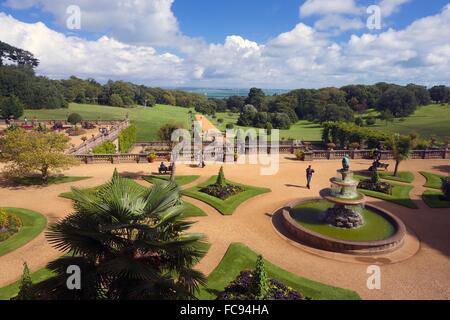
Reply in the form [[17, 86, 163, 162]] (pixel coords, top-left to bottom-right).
[[1, 40, 449, 130]]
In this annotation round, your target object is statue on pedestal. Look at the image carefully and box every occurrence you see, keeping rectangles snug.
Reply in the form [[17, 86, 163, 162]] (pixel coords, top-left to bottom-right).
[[342, 155, 350, 171]]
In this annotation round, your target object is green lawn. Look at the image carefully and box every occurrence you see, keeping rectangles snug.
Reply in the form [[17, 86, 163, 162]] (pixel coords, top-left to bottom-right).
[[420, 171, 447, 190], [357, 171, 415, 184], [142, 175, 200, 187], [0, 266, 55, 300], [11, 175, 90, 186], [422, 190, 450, 208], [354, 175, 417, 209], [23, 103, 193, 142], [0, 208, 47, 257], [366, 104, 450, 140], [182, 176, 271, 215], [208, 113, 323, 141], [197, 243, 361, 300]]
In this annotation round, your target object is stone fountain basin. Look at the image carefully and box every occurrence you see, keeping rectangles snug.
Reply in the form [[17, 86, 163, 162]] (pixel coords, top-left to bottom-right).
[[281, 198, 407, 255], [320, 189, 366, 205]]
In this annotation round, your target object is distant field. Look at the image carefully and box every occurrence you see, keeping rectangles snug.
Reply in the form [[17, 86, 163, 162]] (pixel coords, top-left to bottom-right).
[[363, 104, 450, 140], [208, 112, 323, 141], [23, 103, 192, 142]]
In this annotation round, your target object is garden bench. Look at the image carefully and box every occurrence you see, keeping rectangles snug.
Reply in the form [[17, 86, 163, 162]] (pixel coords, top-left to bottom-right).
[[369, 162, 389, 171]]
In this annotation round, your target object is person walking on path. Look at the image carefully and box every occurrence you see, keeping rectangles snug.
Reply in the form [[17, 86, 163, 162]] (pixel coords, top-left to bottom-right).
[[306, 165, 315, 190]]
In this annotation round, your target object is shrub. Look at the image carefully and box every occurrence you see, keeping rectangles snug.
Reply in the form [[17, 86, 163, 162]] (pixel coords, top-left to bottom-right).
[[366, 117, 376, 126], [158, 123, 184, 142], [442, 177, 450, 200], [0, 208, 8, 228], [16, 262, 34, 300], [147, 153, 157, 163], [294, 149, 305, 160], [67, 113, 83, 125], [217, 118, 224, 123], [350, 142, 360, 150], [0, 95, 24, 119], [226, 123, 234, 130], [250, 256, 269, 299], [216, 166, 227, 187], [118, 125, 137, 153], [93, 141, 116, 154], [355, 117, 364, 127]]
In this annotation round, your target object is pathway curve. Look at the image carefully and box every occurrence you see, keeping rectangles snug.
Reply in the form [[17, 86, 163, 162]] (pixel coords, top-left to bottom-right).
[[0, 159, 449, 300]]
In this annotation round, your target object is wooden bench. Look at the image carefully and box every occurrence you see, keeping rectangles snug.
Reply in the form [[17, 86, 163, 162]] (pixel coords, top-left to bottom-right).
[[369, 162, 389, 171], [158, 165, 173, 175]]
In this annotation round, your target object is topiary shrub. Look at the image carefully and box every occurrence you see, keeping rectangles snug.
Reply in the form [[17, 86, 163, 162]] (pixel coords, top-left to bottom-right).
[[216, 166, 227, 187], [67, 113, 83, 126], [217, 118, 224, 124], [0, 208, 8, 228], [442, 177, 450, 201], [226, 123, 234, 130], [250, 256, 269, 299]]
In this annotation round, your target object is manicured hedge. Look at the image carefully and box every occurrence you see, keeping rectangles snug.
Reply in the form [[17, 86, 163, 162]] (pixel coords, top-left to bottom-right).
[[322, 122, 392, 149], [118, 125, 137, 153], [93, 140, 116, 154]]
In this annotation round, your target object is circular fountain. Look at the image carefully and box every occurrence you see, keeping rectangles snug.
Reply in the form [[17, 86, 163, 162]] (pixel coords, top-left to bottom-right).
[[279, 157, 406, 255]]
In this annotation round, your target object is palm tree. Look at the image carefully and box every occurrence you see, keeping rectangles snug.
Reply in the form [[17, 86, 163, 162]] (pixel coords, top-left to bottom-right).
[[31, 170, 207, 300], [389, 134, 412, 177]]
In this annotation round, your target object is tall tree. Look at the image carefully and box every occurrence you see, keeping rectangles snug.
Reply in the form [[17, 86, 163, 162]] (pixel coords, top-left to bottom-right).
[[16, 262, 35, 300], [30, 171, 207, 300], [0, 95, 24, 119]]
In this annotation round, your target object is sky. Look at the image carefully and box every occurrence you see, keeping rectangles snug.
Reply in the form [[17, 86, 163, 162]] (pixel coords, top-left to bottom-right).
[[0, 0, 449, 89]]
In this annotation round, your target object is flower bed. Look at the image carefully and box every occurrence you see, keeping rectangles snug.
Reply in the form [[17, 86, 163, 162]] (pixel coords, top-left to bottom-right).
[[200, 183, 244, 200], [217, 270, 306, 300], [358, 179, 392, 195]]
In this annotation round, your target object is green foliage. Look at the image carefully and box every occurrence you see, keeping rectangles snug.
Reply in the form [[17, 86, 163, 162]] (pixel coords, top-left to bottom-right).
[[118, 125, 137, 153], [389, 135, 412, 176], [216, 166, 227, 188], [0, 41, 39, 68], [16, 262, 34, 300], [376, 86, 418, 117], [322, 122, 391, 149], [157, 123, 184, 142], [250, 255, 270, 300], [31, 172, 208, 300], [67, 113, 82, 125], [109, 93, 124, 107], [0, 95, 24, 119], [92, 140, 116, 154], [226, 123, 234, 130], [0, 129, 78, 182], [442, 177, 450, 200], [371, 170, 381, 183], [0, 208, 8, 228], [294, 149, 305, 160]]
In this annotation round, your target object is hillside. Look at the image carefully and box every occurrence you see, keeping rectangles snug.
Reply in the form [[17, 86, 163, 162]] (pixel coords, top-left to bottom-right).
[[23, 103, 193, 142]]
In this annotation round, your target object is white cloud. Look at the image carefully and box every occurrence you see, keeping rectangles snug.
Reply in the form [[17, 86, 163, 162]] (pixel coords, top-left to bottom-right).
[[378, 0, 412, 17], [4, 0, 189, 48], [1, 4, 450, 88], [0, 12, 190, 84], [300, 0, 361, 17]]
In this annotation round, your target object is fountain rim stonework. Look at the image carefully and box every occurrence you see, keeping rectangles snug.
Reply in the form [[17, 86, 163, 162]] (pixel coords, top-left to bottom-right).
[[278, 157, 407, 255]]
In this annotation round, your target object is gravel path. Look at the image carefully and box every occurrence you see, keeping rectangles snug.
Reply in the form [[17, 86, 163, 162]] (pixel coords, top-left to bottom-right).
[[0, 158, 449, 300]]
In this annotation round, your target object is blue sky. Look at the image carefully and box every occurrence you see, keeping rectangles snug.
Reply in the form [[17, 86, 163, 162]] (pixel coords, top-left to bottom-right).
[[0, 0, 449, 88]]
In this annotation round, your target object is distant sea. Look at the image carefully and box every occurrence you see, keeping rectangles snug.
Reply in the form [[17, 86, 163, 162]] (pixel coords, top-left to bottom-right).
[[173, 87, 289, 99]]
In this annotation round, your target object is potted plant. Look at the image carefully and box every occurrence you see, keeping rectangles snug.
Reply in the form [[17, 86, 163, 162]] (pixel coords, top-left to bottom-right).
[[294, 149, 305, 161], [147, 153, 157, 163], [327, 143, 336, 151]]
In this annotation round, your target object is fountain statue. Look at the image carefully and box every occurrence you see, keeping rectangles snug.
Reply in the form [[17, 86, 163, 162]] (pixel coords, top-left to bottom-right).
[[319, 156, 365, 229]]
